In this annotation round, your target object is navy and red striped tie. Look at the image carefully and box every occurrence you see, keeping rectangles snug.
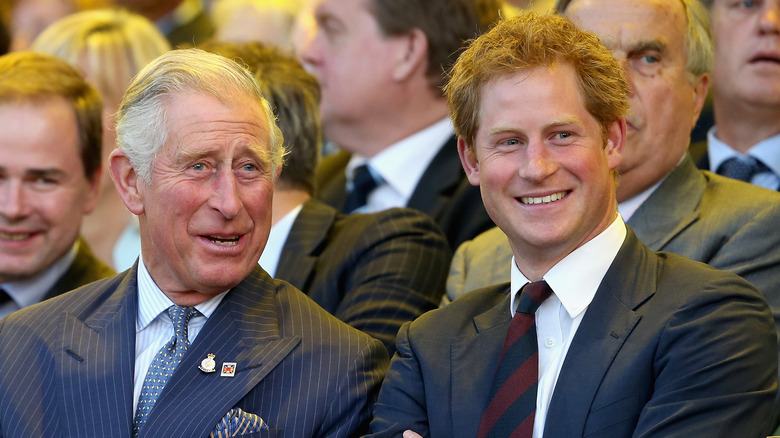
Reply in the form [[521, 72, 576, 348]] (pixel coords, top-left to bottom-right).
[[478, 280, 553, 438]]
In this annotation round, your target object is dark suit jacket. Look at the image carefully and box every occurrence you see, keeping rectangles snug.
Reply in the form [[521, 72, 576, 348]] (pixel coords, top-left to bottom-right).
[[43, 237, 114, 301], [314, 136, 494, 249], [275, 200, 451, 354], [370, 229, 778, 437], [0, 265, 388, 437]]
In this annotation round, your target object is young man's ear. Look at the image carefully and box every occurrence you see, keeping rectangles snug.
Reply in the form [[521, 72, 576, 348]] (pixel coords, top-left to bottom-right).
[[604, 118, 626, 172], [109, 149, 145, 215], [457, 137, 481, 186]]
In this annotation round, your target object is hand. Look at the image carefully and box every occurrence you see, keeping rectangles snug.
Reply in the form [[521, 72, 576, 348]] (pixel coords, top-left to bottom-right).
[[403, 430, 423, 438]]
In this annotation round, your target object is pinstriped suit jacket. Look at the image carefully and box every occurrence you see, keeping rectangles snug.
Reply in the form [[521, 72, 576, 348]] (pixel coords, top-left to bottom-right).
[[314, 136, 494, 249], [0, 265, 388, 437], [275, 200, 451, 354]]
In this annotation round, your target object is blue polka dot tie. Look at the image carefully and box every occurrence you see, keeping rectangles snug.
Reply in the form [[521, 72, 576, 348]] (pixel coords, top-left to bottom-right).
[[133, 305, 199, 436]]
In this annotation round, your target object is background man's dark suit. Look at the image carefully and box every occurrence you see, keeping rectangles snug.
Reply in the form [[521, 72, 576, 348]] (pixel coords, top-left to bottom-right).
[[275, 199, 451, 354], [370, 230, 778, 437], [0, 265, 388, 437], [314, 137, 494, 249], [43, 237, 114, 301]]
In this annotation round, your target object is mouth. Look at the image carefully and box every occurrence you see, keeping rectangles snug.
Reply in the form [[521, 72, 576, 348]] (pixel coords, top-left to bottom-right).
[[0, 232, 34, 241], [518, 191, 569, 205], [204, 235, 241, 246], [749, 52, 780, 65]]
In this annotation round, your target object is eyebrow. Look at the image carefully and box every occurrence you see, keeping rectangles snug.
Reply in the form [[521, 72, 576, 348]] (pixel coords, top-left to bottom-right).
[[0, 167, 67, 178], [628, 39, 668, 56]]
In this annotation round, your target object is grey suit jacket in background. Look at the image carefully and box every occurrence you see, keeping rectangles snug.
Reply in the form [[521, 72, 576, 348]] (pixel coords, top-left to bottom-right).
[[275, 199, 451, 354], [371, 229, 778, 437], [0, 265, 388, 437], [314, 136, 494, 249]]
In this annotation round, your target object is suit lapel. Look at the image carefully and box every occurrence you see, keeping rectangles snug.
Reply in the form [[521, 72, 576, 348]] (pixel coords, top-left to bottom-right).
[[407, 136, 465, 220], [543, 231, 657, 437], [275, 200, 337, 291], [139, 267, 301, 438], [58, 268, 138, 434], [628, 155, 705, 250], [450, 288, 512, 438]]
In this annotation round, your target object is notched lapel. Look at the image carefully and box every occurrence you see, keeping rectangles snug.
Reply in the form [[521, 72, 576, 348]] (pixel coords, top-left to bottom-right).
[[450, 293, 511, 438], [140, 272, 302, 438], [629, 156, 705, 251], [543, 231, 657, 437], [57, 278, 137, 435], [275, 200, 336, 291]]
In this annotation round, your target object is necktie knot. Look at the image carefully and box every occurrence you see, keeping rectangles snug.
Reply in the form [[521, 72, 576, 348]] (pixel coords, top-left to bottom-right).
[[343, 164, 381, 213], [717, 156, 768, 183], [166, 305, 198, 342], [517, 281, 553, 315]]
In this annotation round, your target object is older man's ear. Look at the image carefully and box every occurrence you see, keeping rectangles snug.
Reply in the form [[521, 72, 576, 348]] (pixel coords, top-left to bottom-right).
[[109, 148, 145, 215]]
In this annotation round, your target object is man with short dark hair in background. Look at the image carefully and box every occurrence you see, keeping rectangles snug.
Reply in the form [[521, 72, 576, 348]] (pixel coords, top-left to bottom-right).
[[302, 0, 500, 249], [0, 51, 113, 319]]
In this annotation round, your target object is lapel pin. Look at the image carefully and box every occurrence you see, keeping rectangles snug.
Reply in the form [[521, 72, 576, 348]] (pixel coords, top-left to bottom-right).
[[199, 353, 216, 373], [221, 362, 237, 377]]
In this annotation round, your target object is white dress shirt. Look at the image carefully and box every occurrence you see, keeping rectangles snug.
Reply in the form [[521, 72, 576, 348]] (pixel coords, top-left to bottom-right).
[[133, 255, 228, 413], [707, 127, 780, 191], [259, 204, 302, 277], [0, 242, 77, 319], [509, 215, 626, 438], [345, 117, 453, 212]]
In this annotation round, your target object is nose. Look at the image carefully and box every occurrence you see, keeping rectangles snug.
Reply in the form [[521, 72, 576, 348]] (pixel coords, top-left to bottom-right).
[[209, 169, 243, 220], [0, 179, 29, 220], [299, 29, 322, 67], [758, 2, 780, 35], [518, 139, 557, 182]]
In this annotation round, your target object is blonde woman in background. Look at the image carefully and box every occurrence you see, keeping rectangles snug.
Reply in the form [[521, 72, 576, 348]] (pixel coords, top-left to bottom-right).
[[32, 8, 170, 271], [210, 0, 306, 54]]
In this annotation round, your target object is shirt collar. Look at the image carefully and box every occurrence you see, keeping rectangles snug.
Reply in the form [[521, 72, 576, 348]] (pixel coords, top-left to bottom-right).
[[136, 254, 228, 332], [2, 241, 78, 309], [708, 127, 780, 178], [510, 215, 627, 318], [345, 117, 453, 201], [259, 204, 303, 277]]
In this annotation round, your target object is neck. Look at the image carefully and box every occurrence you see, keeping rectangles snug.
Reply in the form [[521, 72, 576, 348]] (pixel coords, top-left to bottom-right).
[[80, 186, 132, 269], [712, 97, 780, 153], [326, 94, 450, 158], [271, 187, 311, 225]]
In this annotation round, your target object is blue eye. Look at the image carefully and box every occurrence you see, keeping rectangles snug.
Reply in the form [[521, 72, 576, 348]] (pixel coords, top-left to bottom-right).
[[192, 163, 205, 171], [242, 163, 257, 172]]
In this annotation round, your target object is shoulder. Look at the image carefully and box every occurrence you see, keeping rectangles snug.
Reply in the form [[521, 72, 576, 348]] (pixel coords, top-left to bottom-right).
[[700, 170, 780, 213], [457, 227, 509, 257], [271, 275, 387, 351], [314, 150, 351, 184]]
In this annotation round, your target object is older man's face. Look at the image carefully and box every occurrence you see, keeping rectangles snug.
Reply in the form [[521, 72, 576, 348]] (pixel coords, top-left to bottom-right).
[[565, 0, 708, 201], [710, 0, 780, 111], [136, 92, 276, 304]]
